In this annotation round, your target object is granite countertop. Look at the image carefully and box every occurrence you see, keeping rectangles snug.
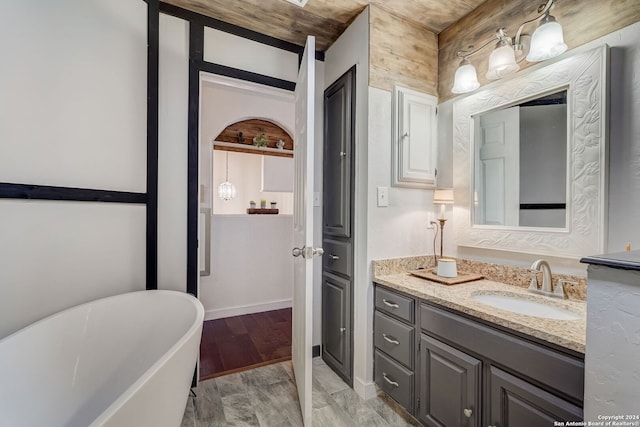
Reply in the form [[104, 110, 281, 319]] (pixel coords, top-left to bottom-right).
[[374, 271, 587, 354]]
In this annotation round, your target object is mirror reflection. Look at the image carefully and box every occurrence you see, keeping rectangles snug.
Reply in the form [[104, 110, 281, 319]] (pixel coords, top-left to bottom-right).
[[473, 90, 567, 228]]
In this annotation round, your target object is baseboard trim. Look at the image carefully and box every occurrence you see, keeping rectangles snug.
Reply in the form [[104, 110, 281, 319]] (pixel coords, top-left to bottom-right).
[[204, 299, 292, 321], [353, 377, 377, 400], [312, 345, 321, 358]]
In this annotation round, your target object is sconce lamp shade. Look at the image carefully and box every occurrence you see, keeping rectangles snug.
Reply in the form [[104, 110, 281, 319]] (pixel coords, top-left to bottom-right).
[[486, 43, 520, 80], [452, 60, 480, 94], [218, 181, 236, 200], [433, 188, 454, 205], [526, 14, 567, 62]]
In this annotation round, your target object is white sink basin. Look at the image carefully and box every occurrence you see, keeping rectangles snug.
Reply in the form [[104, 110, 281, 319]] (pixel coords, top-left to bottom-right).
[[472, 293, 581, 320]]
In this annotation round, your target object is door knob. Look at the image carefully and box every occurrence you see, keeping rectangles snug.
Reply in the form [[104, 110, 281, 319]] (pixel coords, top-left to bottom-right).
[[292, 246, 324, 258], [340, 327, 346, 333], [463, 408, 472, 418]]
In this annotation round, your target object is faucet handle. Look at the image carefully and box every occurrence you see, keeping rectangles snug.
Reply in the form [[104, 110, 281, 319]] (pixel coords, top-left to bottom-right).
[[555, 279, 577, 299], [528, 273, 539, 291]]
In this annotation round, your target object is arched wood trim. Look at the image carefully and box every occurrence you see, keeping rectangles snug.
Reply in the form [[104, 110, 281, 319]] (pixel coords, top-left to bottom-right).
[[214, 118, 293, 158]]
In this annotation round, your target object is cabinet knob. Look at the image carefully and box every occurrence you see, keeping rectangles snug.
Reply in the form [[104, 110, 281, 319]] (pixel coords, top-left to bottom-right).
[[340, 327, 346, 333], [463, 408, 472, 418], [339, 151, 347, 157]]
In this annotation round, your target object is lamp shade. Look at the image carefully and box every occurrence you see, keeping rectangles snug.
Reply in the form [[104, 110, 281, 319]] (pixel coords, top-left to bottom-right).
[[218, 181, 236, 200], [486, 43, 520, 80], [526, 15, 567, 62], [433, 188, 454, 204], [452, 61, 480, 94]]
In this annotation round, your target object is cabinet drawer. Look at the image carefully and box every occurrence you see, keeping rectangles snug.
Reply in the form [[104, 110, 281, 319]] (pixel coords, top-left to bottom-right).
[[375, 286, 414, 323], [322, 239, 352, 277], [420, 303, 584, 403], [374, 350, 414, 413], [374, 311, 414, 369]]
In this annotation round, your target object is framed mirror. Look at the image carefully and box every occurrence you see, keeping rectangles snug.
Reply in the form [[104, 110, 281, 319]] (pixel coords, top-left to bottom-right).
[[453, 45, 609, 259]]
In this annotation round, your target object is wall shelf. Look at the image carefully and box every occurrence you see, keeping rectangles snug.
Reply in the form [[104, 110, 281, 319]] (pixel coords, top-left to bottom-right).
[[213, 141, 293, 158]]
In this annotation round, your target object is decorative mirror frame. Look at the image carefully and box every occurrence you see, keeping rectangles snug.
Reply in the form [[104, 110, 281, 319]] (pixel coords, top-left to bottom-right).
[[453, 45, 609, 259]]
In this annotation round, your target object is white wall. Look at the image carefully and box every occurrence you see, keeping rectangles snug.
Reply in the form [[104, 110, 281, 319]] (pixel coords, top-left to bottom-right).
[[158, 13, 189, 292], [438, 21, 640, 274], [323, 7, 373, 398], [199, 77, 295, 208], [211, 151, 293, 215], [201, 215, 293, 320], [0, 0, 148, 339], [0, 0, 147, 192], [204, 27, 299, 83], [584, 263, 640, 420], [197, 45, 298, 319]]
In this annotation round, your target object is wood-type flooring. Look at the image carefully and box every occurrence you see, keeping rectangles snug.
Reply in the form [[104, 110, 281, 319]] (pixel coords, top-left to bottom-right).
[[199, 308, 292, 380]]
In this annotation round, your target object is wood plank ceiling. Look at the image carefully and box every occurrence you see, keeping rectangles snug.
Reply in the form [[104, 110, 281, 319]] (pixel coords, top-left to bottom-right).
[[161, 0, 487, 51]]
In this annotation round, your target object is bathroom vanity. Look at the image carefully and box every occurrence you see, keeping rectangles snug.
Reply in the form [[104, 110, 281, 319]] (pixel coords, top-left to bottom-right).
[[372, 258, 586, 427]]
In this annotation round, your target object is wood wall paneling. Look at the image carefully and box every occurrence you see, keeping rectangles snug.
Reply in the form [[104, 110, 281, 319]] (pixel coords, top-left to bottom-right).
[[369, 5, 438, 96], [438, 0, 640, 101], [214, 119, 294, 158]]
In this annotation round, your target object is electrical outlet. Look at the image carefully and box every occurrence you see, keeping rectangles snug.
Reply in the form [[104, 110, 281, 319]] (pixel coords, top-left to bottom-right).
[[427, 212, 436, 229], [313, 192, 321, 207]]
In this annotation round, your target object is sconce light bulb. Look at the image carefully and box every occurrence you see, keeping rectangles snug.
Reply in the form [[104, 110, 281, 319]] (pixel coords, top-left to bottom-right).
[[452, 59, 480, 94], [526, 14, 567, 62]]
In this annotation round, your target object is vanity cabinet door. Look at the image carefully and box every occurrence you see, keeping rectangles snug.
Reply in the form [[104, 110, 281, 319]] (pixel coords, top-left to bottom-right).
[[418, 334, 481, 427], [321, 272, 351, 383], [488, 366, 583, 427]]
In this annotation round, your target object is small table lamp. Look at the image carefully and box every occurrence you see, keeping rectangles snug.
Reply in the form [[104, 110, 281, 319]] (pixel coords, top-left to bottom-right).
[[433, 188, 454, 258]]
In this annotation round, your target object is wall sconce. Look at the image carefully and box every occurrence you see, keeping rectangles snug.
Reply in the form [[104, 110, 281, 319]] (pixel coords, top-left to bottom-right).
[[451, 0, 567, 94], [218, 151, 237, 201]]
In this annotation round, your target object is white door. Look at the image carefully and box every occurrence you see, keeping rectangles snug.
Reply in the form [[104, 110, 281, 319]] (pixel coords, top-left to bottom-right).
[[475, 106, 520, 226], [292, 35, 319, 426]]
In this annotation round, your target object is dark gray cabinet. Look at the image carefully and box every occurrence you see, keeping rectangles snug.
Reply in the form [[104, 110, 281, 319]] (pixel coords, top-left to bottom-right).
[[321, 272, 351, 381], [372, 284, 585, 426], [321, 66, 355, 385], [322, 67, 354, 238], [418, 334, 481, 427], [489, 366, 583, 427], [373, 286, 417, 414]]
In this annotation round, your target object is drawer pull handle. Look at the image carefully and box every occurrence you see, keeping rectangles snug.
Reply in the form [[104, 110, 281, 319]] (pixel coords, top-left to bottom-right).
[[329, 254, 340, 261], [463, 408, 472, 418], [382, 372, 399, 388], [382, 299, 399, 308], [382, 334, 400, 345]]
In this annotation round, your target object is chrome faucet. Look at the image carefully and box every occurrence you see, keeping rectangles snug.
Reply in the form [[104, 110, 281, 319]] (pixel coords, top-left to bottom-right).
[[528, 259, 568, 299]]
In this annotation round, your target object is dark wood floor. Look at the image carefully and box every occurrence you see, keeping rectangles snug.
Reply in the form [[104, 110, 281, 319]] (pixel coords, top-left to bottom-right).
[[199, 308, 292, 380]]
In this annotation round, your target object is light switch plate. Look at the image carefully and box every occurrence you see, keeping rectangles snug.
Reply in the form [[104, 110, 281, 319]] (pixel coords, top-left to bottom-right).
[[377, 187, 389, 207]]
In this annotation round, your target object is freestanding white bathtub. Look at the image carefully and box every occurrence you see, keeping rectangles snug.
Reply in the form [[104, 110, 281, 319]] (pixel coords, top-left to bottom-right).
[[0, 290, 204, 427]]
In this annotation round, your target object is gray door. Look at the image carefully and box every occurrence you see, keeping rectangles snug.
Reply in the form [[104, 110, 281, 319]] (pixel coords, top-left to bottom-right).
[[323, 67, 354, 238], [321, 272, 351, 382], [321, 66, 355, 385], [488, 366, 582, 426], [419, 334, 481, 427]]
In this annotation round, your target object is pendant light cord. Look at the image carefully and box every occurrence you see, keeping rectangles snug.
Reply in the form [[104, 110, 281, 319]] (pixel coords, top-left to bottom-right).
[[225, 151, 229, 181]]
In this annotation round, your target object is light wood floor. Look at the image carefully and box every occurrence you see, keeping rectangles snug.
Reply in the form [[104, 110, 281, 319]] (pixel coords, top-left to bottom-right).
[[182, 358, 420, 427]]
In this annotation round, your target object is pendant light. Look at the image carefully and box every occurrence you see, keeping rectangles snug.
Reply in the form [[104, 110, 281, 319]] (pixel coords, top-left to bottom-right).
[[526, 13, 567, 62], [486, 30, 520, 80], [218, 151, 236, 201], [452, 58, 480, 94]]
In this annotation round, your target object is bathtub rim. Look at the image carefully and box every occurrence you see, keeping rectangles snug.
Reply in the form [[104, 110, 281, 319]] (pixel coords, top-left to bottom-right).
[[0, 289, 204, 426]]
